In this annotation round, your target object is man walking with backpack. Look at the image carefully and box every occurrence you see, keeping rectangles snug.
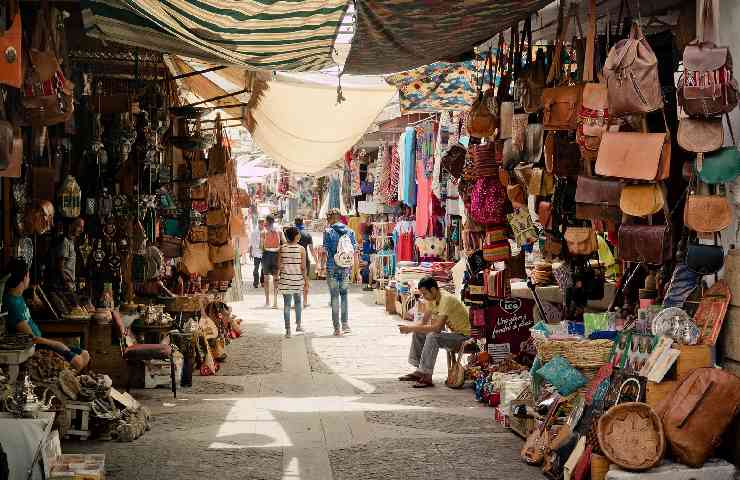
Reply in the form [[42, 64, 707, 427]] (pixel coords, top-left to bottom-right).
[[323, 208, 356, 336]]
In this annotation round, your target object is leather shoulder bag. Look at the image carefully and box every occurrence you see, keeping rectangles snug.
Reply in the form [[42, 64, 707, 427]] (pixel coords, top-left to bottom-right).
[[678, 0, 738, 117], [0, 0, 22, 88], [620, 183, 665, 217], [595, 115, 671, 181], [577, 0, 608, 161], [545, 131, 582, 177], [686, 233, 725, 276], [565, 226, 598, 256], [677, 117, 723, 153], [684, 179, 731, 233], [467, 49, 498, 139], [574, 176, 622, 221], [696, 117, 740, 184], [603, 22, 663, 116], [618, 222, 672, 265]]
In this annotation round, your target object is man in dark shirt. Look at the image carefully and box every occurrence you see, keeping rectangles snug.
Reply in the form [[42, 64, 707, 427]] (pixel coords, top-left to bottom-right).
[[294, 217, 314, 307]]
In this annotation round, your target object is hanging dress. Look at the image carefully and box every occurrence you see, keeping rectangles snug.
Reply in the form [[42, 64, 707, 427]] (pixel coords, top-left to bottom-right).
[[402, 127, 417, 207]]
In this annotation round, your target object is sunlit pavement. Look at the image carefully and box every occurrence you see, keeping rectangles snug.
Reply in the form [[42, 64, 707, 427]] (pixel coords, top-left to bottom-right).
[[65, 272, 537, 479]]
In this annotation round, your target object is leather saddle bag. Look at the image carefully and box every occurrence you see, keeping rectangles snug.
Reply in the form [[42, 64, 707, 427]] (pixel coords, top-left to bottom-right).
[[677, 117, 723, 153], [620, 183, 665, 217], [182, 240, 213, 276], [209, 241, 235, 264], [544, 131, 582, 177], [542, 84, 583, 131], [696, 147, 740, 184], [564, 227, 598, 256], [618, 224, 672, 265], [467, 92, 498, 139], [595, 131, 670, 181], [684, 194, 731, 233], [575, 176, 622, 221], [0, 10, 22, 88], [686, 242, 724, 275], [206, 208, 228, 227], [655, 367, 740, 468], [208, 224, 231, 245], [208, 261, 235, 282]]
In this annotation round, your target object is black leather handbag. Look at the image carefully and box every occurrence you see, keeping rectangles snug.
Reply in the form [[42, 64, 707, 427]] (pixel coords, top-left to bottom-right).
[[686, 243, 724, 276]]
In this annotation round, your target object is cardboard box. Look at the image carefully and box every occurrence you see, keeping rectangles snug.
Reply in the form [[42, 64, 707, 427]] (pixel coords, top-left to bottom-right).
[[675, 344, 714, 380]]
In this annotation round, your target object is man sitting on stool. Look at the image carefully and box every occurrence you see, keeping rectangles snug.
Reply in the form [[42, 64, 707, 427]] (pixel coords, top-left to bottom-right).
[[398, 276, 470, 388]]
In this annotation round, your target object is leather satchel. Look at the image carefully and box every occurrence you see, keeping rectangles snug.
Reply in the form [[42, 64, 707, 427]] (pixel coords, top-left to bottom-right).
[[208, 225, 231, 245], [209, 241, 235, 264], [687, 242, 724, 275], [467, 92, 498, 139], [655, 367, 740, 468], [206, 208, 228, 227], [595, 131, 670, 181], [542, 85, 583, 131], [684, 194, 731, 233], [544, 132, 582, 176], [565, 227, 598, 256], [697, 147, 740, 184], [208, 261, 235, 282], [0, 9, 22, 88], [678, 0, 738, 117], [677, 117, 723, 153], [182, 240, 213, 276], [618, 224, 672, 265], [159, 235, 183, 258], [603, 23, 663, 115], [575, 176, 622, 221], [189, 226, 208, 243], [620, 183, 665, 217]]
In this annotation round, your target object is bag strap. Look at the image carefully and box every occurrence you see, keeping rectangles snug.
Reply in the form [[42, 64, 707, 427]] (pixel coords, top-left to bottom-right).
[[583, 0, 597, 83], [547, 1, 570, 85], [699, 0, 717, 45]]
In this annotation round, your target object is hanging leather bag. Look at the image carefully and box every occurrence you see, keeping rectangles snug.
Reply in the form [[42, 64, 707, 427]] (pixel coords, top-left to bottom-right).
[[687, 239, 725, 276], [209, 241, 235, 264], [677, 117, 723, 153], [208, 261, 235, 282], [695, 119, 740, 183], [655, 367, 740, 468], [208, 224, 230, 245], [182, 239, 213, 276], [603, 22, 663, 116], [543, 5, 583, 131], [544, 131, 582, 176], [0, 0, 22, 88], [189, 226, 208, 243], [575, 176, 622, 221], [207, 123, 229, 176], [678, 0, 738, 117], [206, 207, 228, 227], [620, 183, 665, 217], [684, 193, 731, 233], [595, 116, 671, 181], [467, 50, 498, 139], [565, 226, 598, 256], [159, 235, 183, 258], [519, 16, 548, 114], [618, 224, 672, 265]]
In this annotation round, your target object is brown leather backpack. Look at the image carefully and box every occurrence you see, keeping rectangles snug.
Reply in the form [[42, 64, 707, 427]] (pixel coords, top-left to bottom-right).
[[603, 23, 663, 116], [655, 367, 740, 468], [678, 0, 738, 117]]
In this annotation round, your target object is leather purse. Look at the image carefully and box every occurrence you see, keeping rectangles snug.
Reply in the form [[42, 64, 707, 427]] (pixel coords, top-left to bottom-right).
[[620, 183, 665, 217], [678, 0, 738, 117], [544, 132, 582, 176], [575, 176, 622, 221], [697, 147, 740, 184], [655, 367, 740, 468], [208, 261, 235, 282], [542, 85, 583, 131], [182, 240, 213, 276], [677, 117, 723, 153], [189, 226, 208, 243], [618, 224, 672, 264], [190, 182, 208, 200], [209, 241, 235, 264], [603, 23, 663, 115], [684, 194, 731, 233], [0, 6, 22, 88], [206, 208, 228, 226], [686, 242, 724, 275], [208, 225, 231, 245], [468, 92, 497, 139], [595, 130, 671, 181], [564, 227, 598, 256], [159, 235, 183, 258]]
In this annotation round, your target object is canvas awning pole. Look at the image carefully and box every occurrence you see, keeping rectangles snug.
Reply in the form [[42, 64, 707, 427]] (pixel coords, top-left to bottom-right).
[[186, 88, 249, 107], [171, 65, 227, 80]]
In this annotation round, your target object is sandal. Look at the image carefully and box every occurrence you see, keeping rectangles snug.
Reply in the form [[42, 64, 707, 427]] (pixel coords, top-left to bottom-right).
[[398, 373, 421, 382]]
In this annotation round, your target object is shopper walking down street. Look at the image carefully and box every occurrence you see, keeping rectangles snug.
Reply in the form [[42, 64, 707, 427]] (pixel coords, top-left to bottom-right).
[[323, 208, 356, 336], [250, 218, 265, 289], [261, 215, 286, 308], [398, 276, 471, 388], [294, 217, 315, 307], [277, 226, 307, 338]]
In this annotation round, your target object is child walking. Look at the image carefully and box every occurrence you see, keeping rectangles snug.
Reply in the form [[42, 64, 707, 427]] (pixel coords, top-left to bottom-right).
[[277, 226, 307, 338]]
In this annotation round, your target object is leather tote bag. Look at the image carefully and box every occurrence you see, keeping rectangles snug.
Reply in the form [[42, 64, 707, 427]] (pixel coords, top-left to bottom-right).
[[655, 367, 740, 468], [603, 23, 663, 116], [678, 0, 738, 116], [575, 176, 622, 221], [618, 224, 672, 265], [0, 0, 22, 88], [620, 183, 665, 217]]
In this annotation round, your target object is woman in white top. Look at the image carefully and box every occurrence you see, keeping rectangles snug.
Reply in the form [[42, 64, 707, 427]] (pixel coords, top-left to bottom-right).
[[277, 226, 307, 338]]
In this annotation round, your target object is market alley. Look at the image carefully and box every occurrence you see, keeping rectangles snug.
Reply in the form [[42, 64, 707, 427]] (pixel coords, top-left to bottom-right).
[[65, 280, 537, 480]]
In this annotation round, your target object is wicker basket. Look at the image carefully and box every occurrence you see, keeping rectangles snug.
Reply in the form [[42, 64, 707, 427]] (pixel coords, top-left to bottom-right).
[[597, 402, 665, 471], [535, 338, 613, 368]]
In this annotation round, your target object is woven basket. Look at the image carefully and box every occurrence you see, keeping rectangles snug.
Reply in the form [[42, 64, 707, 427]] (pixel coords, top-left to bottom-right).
[[597, 402, 665, 471], [535, 338, 613, 368]]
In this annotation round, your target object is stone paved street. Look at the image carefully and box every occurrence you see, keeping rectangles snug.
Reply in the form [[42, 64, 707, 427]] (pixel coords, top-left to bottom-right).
[[66, 276, 539, 479]]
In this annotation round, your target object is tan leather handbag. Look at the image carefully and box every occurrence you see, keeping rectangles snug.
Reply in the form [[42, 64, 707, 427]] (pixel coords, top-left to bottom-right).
[[208, 225, 230, 245], [603, 22, 663, 116], [565, 227, 598, 256], [0, 1, 22, 88], [684, 194, 732, 233], [206, 208, 228, 227], [543, 85, 583, 131], [189, 226, 208, 243], [595, 121, 671, 181], [677, 117, 723, 154], [209, 241, 235, 264], [468, 94, 497, 139], [182, 240, 213, 276], [620, 183, 665, 217]]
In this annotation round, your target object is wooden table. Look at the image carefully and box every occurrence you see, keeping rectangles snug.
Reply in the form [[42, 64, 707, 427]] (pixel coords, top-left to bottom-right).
[[131, 322, 175, 344], [36, 317, 92, 349]]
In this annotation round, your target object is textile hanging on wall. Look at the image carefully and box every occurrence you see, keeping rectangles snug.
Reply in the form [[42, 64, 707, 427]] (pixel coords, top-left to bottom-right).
[[81, 0, 349, 71], [385, 62, 477, 113], [344, 0, 553, 74]]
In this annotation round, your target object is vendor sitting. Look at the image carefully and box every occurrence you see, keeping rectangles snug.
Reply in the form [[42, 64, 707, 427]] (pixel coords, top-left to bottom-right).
[[398, 276, 470, 388], [3, 258, 90, 371]]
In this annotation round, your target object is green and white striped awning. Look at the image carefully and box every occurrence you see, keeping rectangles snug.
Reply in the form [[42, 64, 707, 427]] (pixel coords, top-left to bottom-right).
[[81, 0, 350, 71]]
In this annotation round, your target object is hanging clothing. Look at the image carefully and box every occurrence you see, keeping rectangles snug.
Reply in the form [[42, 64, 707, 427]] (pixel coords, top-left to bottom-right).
[[415, 158, 432, 237], [328, 176, 341, 209], [401, 126, 417, 207], [386, 144, 400, 202], [397, 133, 406, 203], [350, 151, 362, 197], [373, 144, 386, 203], [393, 221, 415, 262], [432, 111, 451, 197]]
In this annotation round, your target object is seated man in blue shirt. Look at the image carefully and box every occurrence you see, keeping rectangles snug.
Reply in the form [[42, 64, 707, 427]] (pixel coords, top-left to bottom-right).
[[3, 258, 90, 371]]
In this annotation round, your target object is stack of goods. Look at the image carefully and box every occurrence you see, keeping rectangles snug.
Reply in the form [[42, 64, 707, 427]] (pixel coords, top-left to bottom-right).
[[531, 262, 553, 285], [50, 454, 106, 479]]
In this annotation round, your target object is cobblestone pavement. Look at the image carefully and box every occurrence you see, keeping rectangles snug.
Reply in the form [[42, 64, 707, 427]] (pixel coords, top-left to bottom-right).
[[66, 272, 539, 480]]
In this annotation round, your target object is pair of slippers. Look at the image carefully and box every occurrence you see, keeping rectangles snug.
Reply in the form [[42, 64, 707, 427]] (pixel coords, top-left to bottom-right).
[[398, 373, 434, 388]]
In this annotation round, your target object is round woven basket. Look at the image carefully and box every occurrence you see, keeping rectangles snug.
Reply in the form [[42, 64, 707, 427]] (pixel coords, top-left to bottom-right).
[[535, 338, 613, 368], [597, 402, 665, 471]]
